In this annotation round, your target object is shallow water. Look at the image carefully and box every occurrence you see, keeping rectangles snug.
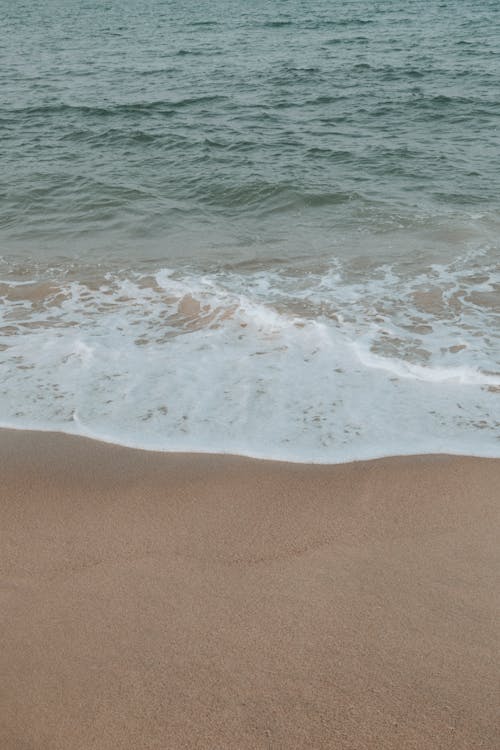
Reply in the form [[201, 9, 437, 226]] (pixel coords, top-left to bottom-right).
[[1, 0, 499, 460]]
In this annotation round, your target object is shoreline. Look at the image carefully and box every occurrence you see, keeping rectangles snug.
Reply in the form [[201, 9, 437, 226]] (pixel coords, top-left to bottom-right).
[[1, 429, 499, 749], [2, 423, 500, 465]]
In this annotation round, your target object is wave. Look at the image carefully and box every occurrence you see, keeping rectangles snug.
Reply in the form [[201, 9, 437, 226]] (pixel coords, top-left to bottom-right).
[[261, 20, 294, 28], [0, 251, 499, 463], [190, 181, 360, 213], [2, 95, 228, 119]]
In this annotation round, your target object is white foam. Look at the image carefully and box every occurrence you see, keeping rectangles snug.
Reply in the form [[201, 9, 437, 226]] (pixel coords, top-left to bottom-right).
[[353, 344, 500, 385], [0, 251, 499, 462]]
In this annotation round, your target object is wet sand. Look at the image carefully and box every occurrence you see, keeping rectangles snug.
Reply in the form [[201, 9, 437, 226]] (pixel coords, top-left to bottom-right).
[[1, 429, 499, 749]]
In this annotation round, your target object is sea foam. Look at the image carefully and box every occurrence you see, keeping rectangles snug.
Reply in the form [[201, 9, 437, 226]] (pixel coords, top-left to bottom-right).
[[0, 251, 499, 462]]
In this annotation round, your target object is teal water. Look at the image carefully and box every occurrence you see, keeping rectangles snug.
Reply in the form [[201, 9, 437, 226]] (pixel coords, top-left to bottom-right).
[[1, 0, 499, 460]]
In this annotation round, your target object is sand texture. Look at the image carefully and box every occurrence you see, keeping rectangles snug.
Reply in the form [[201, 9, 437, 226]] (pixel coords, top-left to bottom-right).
[[1, 430, 499, 749]]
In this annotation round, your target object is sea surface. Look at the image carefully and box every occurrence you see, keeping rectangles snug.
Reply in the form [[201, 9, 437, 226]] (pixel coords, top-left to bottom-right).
[[1, 0, 499, 461]]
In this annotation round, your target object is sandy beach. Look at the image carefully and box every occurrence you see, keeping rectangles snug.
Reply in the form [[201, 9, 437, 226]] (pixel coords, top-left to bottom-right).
[[1, 429, 499, 749]]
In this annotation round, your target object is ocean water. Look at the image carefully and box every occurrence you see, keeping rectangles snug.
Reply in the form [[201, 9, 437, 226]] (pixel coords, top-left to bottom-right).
[[1, 0, 499, 461]]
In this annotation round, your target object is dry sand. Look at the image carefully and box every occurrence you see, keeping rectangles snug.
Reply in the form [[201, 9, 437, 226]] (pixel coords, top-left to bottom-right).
[[1, 429, 499, 749]]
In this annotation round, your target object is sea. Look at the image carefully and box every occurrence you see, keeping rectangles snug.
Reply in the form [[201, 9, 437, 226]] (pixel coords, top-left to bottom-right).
[[1, 0, 499, 462]]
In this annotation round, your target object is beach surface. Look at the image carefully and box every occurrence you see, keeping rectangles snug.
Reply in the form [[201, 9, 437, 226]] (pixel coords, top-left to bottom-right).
[[1, 429, 499, 749]]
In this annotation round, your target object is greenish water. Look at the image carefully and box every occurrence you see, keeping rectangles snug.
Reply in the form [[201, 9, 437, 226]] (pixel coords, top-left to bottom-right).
[[0, 0, 499, 460]]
